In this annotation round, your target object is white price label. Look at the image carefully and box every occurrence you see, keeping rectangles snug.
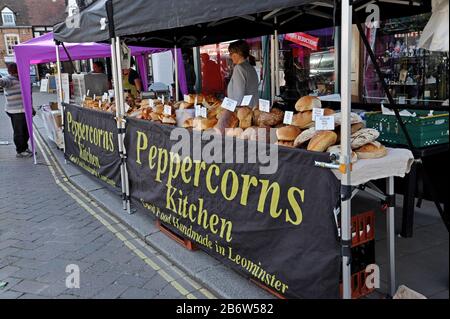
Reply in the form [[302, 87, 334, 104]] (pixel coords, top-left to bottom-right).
[[86, 89, 90, 96], [312, 108, 324, 121], [108, 89, 115, 98], [195, 105, 201, 117], [221, 97, 238, 112], [164, 105, 172, 115], [93, 94, 96, 100], [149, 99, 155, 108], [184, 94, 190, 102], [241, 95, 253, 106], [283, 111, 294, 125], [194, 96, 198, 107], [161, 95, 165, 104], [315, 115, 335, 131], [200, 107, 207, 118], [124, 103, 131, 113], [259, 99, 271, 113], [102, 93, 108, 102]]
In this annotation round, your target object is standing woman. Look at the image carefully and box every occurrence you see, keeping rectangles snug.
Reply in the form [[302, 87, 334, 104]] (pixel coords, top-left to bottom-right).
[[227, 40, 259, 107]]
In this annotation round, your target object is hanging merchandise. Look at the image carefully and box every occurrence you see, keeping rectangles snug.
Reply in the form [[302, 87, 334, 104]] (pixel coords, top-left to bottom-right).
[[121, 42, 132, 69]]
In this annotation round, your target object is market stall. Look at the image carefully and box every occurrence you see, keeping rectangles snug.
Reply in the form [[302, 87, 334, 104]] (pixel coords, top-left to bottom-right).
[[53, 0, 434, 299]]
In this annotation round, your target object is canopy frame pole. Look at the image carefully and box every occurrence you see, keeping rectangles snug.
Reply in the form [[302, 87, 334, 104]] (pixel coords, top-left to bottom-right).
[[274, 17, 280, 97], [55, 41, 66, 157], [386, 176, 397, 297], [270, 35, 276, 103], [340, 0, 353, 300], [115, 36, 132, 214], [174, 44, 180, 101], [110, 37, 128, 212]]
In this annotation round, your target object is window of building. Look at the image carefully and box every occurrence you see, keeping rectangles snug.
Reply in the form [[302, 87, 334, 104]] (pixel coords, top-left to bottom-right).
[[1, 7, 15, 26], [4, 34, 20, 56]]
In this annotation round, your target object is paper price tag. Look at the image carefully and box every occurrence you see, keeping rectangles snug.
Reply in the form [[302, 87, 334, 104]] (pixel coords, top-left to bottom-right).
[[312, 108, 324, 121], [184, 94, 190, 102], [194, 96, 198, 107], [93, 94, 96, 100], [241, 95, 253, 106], [161, 95, 165, 104], [259, 99, 271, 113], [149, 99, 155, 108], [195, 105, 201, 117], [221, 97, 238, 112], [315, 115, 335, 131], [86, 89, 90, 96], [283, 111, 294, 125], [164, 105, 172, 115], [102, 93, 108, 102], [200, 107, 207, 118], [124, 103, 131, 113]]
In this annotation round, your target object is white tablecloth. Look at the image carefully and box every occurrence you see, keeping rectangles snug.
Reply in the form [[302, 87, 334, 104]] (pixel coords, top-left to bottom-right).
[[333, 148, 414, 185]]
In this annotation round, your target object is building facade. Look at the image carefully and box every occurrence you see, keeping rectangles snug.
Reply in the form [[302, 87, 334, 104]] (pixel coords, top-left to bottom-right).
[[0, 0, 67, 68]]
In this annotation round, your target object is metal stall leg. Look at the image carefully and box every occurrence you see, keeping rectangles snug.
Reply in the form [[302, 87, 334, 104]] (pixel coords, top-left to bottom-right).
[[55, 42, 66, 164], [401, 160, 417, 237], [340, 0, 353, 300], [387, 176, 397, 297]]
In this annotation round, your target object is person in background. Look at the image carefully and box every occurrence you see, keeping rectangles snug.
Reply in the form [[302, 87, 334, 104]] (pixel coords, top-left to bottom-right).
[[92, 60, 112, 89], [227, 40, 259, 106], [183, 52, 197, 94], [122, 66, 142, 98], [200, 53, 223, 96], [0, 63, 32, 158]]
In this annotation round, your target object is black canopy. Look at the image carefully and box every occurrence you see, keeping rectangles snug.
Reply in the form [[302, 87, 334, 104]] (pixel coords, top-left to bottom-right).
[[54, 0, 431, 47]]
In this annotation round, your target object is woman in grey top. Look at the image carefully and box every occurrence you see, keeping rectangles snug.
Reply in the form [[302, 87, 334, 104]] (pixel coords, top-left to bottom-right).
[[227, 40, 259, 107]]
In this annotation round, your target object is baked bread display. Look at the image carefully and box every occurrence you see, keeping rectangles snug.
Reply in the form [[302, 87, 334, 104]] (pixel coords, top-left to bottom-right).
[[183, 118, 194, 128], [295, 96, 322, 112], [237, 107, 253, 129], [240, 126, 271, 142], [351, 128, 380, 149], [253, 107, 284, 127], [307, 130, 337, 152], [334, 112, 363, 125], [214, 110, 239, 134], [276, 141, 295, 148], [193, 117, 218, 131], [276, 125, 301, 142], [225, 127, 244, 138], [293, 127, 317, 147], [292, 111, 312, 129], [355, 141, 387, 159]]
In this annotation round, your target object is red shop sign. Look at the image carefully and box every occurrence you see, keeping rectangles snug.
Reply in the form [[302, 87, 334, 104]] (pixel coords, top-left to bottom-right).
[[285, 32, 320, 50]]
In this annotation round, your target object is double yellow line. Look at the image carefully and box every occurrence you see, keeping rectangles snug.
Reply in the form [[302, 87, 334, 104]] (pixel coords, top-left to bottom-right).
[[34, 126, 216, 299]]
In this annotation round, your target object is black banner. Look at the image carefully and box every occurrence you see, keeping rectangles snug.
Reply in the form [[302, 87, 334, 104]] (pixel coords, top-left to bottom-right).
[[64, 104, 121, 187], [125, 118, 341, 298]]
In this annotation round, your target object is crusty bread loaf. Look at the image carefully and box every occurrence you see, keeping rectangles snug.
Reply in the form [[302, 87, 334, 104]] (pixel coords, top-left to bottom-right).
[[253, 108, 284, 127], [295, 96, 322, 112], [179, 101, 194, 110], [307, 130, 337, 152], [237, 107, 253, 129], [355, 141, 387, 159], [214, 110, 239, 134], [162, 116, 177, 125], [351, 122, 364, 134], [292, 111, 312, 129], [351, 128, 380, 149], [293, 127, 317, 147], [276, 125, 301, 141], [276, 141, 295, 148], [153, 104, 164, 115], [193, 117, 218, 131], [183, 118, 194, 128]]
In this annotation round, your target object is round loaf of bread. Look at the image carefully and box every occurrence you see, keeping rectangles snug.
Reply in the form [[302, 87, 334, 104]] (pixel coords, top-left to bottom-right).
[[307, 130, 337, 152], [326, 145, 358, 163], [225, 127, 244, 138], [295, 96, 321, 112], [355, 141, 387, 159], [292, 111, 312, 129], [276, 125, 301, 141], [293, 127, 317, 147], [193, 117, 218, 131], [253, 108, 284, 127], [276, 141, 295, 148], [351, 128, 380, 149], [237, 107, 253, 129]]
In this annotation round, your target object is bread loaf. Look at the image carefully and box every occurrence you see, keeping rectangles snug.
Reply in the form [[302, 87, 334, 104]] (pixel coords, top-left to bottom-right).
[[307, 131, 337, 152], [293, 127, 317, 147], [240, 126, 271, 142], [295, 96, 321, 112], [193, 117, 218, 131], [214, 110, 239, 135], [225, 127, 244, 138], [326, 145, 358, 163], [183, 118, 194, 128], [237, 107, 253, 129], [355, 141, 387, 159], [292, 111, 312, 129], [276, 125, 301, 141], [351, 128, 380, 149], [253, 108, 284, 127], [276, 141, 295, 148]]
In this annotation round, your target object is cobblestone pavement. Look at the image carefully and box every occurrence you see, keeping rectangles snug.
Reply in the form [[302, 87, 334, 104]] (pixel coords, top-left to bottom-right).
[[0, 97, 215, 299]]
